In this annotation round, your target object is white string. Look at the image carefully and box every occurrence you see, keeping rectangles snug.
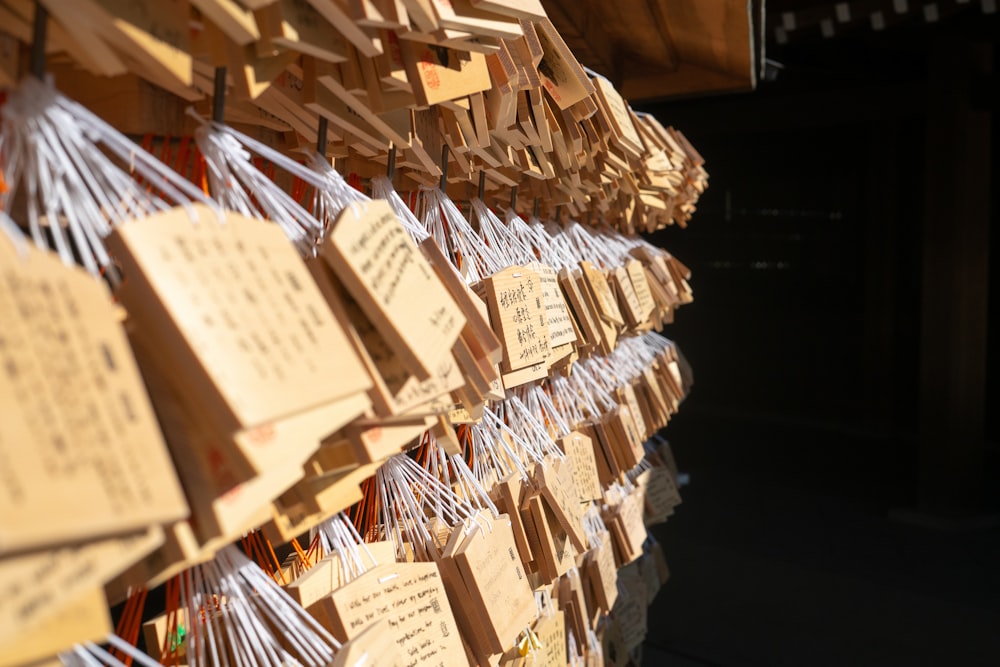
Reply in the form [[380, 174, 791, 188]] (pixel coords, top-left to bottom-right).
[[0, 78, 216, 280], [308, 152, 369, 246], [192, 118, 323, 255], [419, 187, 506, 284], [472, 198, 534, 268], [316, 513, 379, 584], [179, 545, 340, 667], [371, 175, 429, 244]]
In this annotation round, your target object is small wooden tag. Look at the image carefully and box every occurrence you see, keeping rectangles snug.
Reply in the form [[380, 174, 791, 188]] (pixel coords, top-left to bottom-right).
[[313, 561, 467, 666], [482, 264, 551, 372], [558, 431, 602, 503], [530, 261, 577, 349], [0, 241, 187, 554], [322, 199, 465, 382]]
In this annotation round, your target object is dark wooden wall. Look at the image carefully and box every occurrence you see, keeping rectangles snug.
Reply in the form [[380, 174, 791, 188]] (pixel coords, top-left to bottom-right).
[[638, 11, 998, 515]]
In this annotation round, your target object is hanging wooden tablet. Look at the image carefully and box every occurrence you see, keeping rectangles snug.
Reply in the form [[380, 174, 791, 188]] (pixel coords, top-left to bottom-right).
[[309, 561, 467, 666], [609, 265, 646, 330], [532, 458, 587, 553], [299, 0, 383, 57], [310, 258, 463, 417], [584, 530, 619, 614], [597, 615, 629, 667], [613, 563, 648, 651], [581, 419, 618, 487], [528, 260, 577, 350], [590, 75, 643, 161], [53, 0, 194, 90], [426, 0, 523, 38], [557, 432, 602, 504], [557, 268, 600, 354], [257, 0, 350, 63], [482, 264, 551, 373], [127, 298, 345, 545], [531, 18, 592, 110], [0, 587, 112, 667], [616, 383, 649, 443], [399, 39, 492, 106], [492, 473, 536, 568], [443, 513, 537, 657], [107, 206, 371, 446], [522, 492, 575, 583], [0, 242, 187, 554], [419, 235, 502, 365], [0, 526, 163, 646], [637, 371, 668, 430], [320, 199, 465, 382], [579, 261, 624, 328], [574, 269, 617, 354], [636, 466, 681, 525], [556, 569, 588, 656], [190, 0, 259, 45], [625, 259, 656, 321], [524, 608, 568, 667], [605, 487, 646, 567], [614, 404, 647, 470]]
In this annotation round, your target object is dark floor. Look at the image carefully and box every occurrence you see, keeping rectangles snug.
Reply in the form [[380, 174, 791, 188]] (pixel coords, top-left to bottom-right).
[[641, 408, 1000, 667]]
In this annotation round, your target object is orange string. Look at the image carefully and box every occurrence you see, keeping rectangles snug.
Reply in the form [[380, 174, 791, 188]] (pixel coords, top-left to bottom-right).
[[197, 152, 210, 196], [348, 172, 363, 193], [290, 537, 309, 569], [264, 535, 287, 585], [160, 576, 177, 664], [291, 177, 306, 205], [307, 532, 323, 561]]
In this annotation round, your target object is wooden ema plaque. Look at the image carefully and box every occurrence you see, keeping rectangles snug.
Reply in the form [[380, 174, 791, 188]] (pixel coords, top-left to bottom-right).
[[0, 241, 188, 554], [482, 264, 551, 373], [310, 561, 467, 667], [530, 261, 578, 349], [107, 205, 372, 443], [558, 431, 602, 504], [439, 513, 537, 661], [0, 587, 112, 667], [0, 526, 163, 646], [320, 199, 465, 382]]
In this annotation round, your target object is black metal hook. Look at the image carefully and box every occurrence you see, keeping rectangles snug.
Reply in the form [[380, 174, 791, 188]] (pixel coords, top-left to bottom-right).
[[316, 116, 328, 156], [212, 66, 227, 123], [439, 145, 449, 190], [30, 2, 47, 80]]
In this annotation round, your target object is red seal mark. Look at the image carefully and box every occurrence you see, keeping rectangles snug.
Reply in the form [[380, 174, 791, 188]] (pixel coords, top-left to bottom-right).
[[246, 423, 275, 445], [419, 51, 441, 90]]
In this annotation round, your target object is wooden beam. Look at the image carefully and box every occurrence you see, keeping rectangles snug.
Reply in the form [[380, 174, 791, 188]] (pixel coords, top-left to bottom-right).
[[542, 0, 618, 79], [649, 0, 680, 71], [620, 63, 751, 102]]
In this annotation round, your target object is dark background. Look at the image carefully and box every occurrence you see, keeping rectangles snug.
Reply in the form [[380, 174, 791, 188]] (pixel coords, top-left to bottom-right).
[[635, 5, 1000, 666]]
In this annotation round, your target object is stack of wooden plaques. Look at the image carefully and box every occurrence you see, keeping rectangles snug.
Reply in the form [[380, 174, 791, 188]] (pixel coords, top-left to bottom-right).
[[0, 0, 706, 233], [0, 1, 706, 665]]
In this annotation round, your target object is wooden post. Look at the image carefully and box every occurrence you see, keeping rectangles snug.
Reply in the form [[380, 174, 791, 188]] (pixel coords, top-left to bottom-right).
[[917, 41, 993, 514]]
